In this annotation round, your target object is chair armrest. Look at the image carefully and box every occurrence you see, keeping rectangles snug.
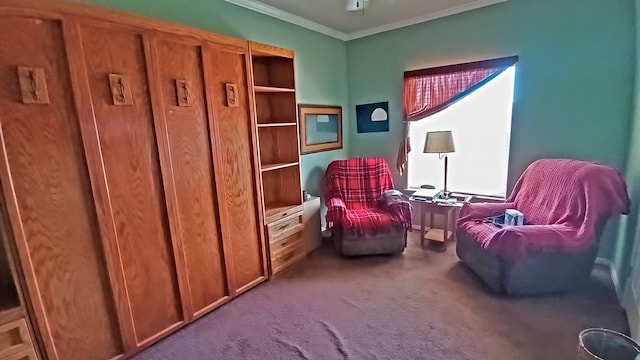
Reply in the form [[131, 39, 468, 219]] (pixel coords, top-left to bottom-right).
[[487, 224, 581, 262], [459, 202, 515, 221], [326, 197, 346, 210], [388, 201, 413, 230], [502, 224, 575, 237], [379, 190, 413, 229], [386, 199, 412, 217], [326, 197, 347, 229]]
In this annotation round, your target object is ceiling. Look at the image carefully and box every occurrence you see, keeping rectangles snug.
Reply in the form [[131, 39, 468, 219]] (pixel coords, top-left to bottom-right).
[[224, 0, 507, 40]]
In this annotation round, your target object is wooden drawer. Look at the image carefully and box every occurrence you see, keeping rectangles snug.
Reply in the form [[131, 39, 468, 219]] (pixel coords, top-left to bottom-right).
[[265, 204, 303, 224], [269, 228, 303, 257], [0, 318, 36, 360], [267, 212, 303, 243], [271, 241, 305, 275]]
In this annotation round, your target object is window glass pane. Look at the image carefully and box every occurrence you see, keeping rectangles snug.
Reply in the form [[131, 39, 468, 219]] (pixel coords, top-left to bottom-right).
[[407, 66, 515, 197]]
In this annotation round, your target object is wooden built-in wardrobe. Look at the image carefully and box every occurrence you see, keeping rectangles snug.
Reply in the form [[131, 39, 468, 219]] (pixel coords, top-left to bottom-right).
[[0, 0, 296, 359]]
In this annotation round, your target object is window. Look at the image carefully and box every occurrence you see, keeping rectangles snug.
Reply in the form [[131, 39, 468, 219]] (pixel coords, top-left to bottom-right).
[[407, 66, 515, 197]]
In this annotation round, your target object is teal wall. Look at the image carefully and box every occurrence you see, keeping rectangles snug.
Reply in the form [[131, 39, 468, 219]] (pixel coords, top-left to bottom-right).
[[79, 0, 349, 197], [346, 0, 635, 258], [612, 0, 640, 288]]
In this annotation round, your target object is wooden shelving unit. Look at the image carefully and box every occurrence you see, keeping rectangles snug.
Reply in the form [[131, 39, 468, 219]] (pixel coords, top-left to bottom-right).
[[250, 41, 305, 276]]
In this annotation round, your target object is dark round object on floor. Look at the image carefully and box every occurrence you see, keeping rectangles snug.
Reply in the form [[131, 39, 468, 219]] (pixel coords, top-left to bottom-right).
[[578, 328, 640, 360]]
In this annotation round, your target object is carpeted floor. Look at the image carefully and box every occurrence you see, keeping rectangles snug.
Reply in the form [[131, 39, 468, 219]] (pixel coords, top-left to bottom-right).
[[132, 232, 628, 360]]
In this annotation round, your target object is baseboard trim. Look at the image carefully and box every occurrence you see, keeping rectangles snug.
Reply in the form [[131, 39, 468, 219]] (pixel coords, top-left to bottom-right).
[[596, 257, 622, 304]]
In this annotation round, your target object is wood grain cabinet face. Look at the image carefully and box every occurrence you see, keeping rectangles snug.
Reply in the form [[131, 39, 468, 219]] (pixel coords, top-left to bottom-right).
[[77, 24, 182, 343], [0, 16, 123, 360], [0, 2, 279, 358], [150, 37, 230, 316], [204, 45, 266, 293]]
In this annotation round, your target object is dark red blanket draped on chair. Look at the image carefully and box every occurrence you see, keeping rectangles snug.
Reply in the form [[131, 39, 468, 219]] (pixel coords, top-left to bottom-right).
[[397, 56, 518, 175]]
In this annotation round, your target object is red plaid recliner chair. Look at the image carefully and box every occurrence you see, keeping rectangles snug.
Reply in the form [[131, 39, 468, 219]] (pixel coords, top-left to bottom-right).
[[324, 158, 412, 256]]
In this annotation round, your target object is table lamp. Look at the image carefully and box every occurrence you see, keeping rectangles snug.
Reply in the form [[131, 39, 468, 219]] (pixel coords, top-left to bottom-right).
[[423, 131, 455, 198]]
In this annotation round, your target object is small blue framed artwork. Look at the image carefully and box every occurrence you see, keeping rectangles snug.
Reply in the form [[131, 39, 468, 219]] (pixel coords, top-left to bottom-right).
[[356, 101, 389, 133]]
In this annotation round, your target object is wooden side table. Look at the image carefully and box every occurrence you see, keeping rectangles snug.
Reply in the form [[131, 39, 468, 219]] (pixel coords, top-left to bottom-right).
[[411, 195, 471, 251]]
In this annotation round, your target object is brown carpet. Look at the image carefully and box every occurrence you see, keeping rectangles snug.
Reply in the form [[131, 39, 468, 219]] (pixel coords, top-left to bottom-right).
[[133, 232, 628, 360]]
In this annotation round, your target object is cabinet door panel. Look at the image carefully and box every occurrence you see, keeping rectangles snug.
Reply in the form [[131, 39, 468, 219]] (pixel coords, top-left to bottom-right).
[[204, 45, 266, 292], [0, 16, 122, 360], [77, 24, 182, 343], [152, 37, 229, 315]]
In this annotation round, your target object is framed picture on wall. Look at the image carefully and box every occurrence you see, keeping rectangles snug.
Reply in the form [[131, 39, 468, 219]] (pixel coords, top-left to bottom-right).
[[356, 101, 389, 133], [298, 104, 343, 154]]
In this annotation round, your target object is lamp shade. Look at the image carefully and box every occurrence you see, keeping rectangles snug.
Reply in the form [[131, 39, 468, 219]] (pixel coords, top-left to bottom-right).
[[423, 131, 455, 153]]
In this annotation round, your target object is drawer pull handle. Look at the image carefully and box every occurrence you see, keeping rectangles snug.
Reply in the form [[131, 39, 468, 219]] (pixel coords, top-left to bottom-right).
[[181, 81, 190, 102], [279, 240, 290, 247], [116, 77, 126, 101], [28, 70, 39, 100], [277, 224, 290, 231]]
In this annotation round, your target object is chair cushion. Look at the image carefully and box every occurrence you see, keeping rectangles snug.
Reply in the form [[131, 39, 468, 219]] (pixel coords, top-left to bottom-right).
[[342, 207, 403, 236], [458, 218, 580, 263]]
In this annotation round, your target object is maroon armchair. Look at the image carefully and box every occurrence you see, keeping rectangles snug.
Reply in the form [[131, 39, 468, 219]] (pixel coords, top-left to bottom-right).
[[324, 158, 412, 256], [456, 159, 630, 294]]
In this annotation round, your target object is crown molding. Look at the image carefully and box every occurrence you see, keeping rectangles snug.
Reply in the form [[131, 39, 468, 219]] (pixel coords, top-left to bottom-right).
[[346, 0, 508, 40], [223, 0, 349, 40], [224, 0, 508, 42]]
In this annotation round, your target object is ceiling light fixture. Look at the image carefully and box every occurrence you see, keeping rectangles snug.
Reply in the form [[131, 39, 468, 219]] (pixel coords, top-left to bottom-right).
[[346, 0, 370, 12]]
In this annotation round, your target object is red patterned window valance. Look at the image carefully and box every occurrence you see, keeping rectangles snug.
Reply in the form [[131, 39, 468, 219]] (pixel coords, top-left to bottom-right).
[[403, 56, 518, 121]]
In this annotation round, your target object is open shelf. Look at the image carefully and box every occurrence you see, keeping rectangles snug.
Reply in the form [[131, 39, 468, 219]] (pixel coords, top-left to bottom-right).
[[423, 228, 453, 243], [261, 162, 299, 172], [257, 122, 297, 128], [0, 284, 21, 325], [254, 86, 295, 93], [255, 92, 297, 124], [0, 278, 19, 325], [258, 126, 299, 166], [262, 165, 302, 218], [0, 286, 19, 310], [252, 56, 295, 89]]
